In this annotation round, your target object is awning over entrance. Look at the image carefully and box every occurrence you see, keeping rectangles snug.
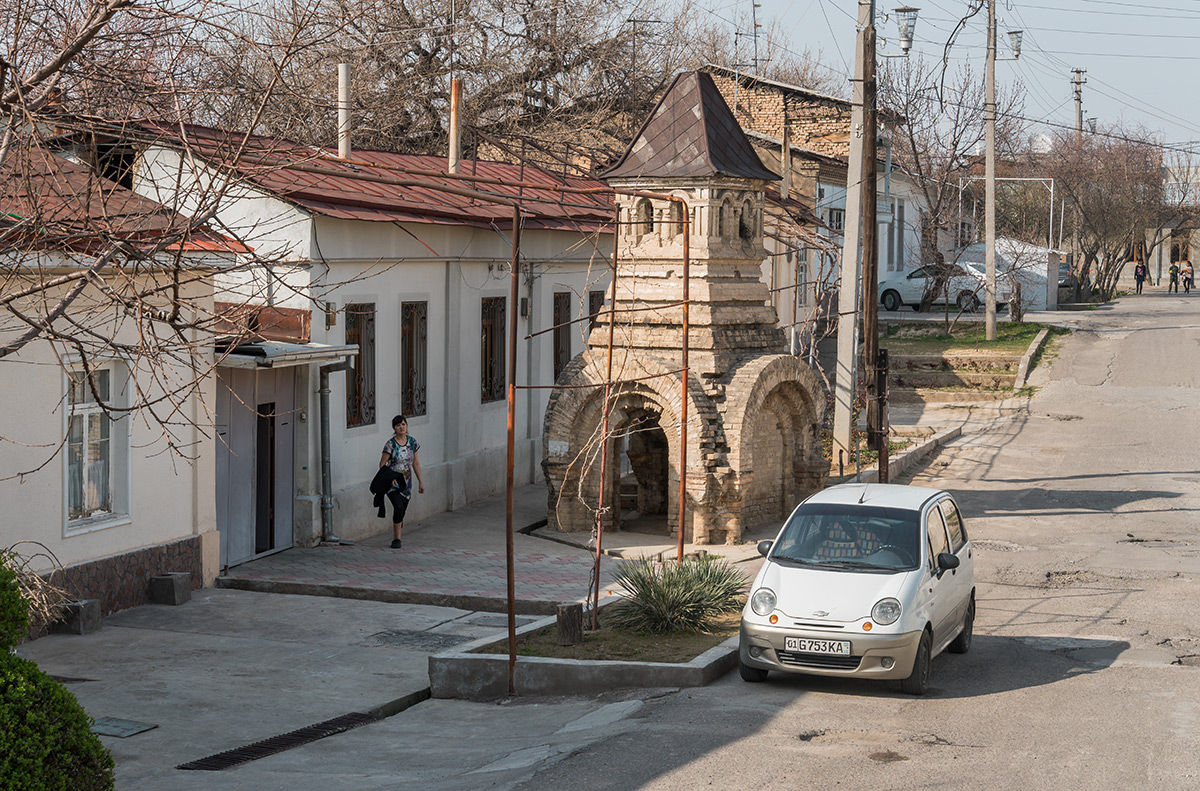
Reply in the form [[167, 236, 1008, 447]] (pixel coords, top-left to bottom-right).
[[218, 341, 358, 369]]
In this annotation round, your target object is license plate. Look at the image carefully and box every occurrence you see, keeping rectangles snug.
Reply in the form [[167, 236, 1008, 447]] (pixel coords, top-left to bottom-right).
[[785, 637, 851, 655]]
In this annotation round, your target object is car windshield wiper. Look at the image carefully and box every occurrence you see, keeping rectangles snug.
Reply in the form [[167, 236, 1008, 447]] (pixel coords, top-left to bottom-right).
[[811, 560, 894, 571], [769, 555, 828, 567]]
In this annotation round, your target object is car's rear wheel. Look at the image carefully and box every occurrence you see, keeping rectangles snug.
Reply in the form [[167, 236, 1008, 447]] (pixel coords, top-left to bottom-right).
[[739, 658, 769, 682], [948, 597, 974, 654], [958, 292, 981, 311], [881, 290, 902, 312], [899, 630, 932, 695]]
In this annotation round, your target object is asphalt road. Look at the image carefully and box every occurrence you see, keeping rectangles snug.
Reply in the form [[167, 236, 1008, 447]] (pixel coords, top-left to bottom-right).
[[502, 292, 1200, 791]]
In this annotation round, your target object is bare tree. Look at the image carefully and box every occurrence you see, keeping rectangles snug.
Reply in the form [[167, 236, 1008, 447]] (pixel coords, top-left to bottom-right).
[[1045, 127, 1192, 300]]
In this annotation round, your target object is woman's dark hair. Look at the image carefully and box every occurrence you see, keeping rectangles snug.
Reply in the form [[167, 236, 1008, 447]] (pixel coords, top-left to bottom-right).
[[392, 414, 407, 428]]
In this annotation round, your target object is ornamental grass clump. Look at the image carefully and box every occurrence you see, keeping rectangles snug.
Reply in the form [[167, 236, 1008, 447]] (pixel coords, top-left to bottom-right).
[[607, 554, 748, 634]]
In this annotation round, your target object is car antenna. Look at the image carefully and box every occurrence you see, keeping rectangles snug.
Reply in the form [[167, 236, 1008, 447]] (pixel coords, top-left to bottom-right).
[[858, 484, 868, 504]]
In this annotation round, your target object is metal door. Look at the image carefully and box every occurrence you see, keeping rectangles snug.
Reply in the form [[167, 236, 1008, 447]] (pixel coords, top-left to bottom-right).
[[216, 367, 295, 568]]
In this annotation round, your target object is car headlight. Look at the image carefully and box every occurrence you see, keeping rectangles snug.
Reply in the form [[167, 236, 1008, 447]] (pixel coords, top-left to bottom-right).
[[750, 588, 777, 616], [872, 598, 902, 625]]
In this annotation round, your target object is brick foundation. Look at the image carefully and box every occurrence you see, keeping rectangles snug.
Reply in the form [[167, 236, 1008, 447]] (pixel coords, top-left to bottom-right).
[[56, 536, 204, 617]]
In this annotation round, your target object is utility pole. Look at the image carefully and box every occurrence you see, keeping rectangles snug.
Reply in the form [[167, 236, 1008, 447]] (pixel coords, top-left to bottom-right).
[[984, 0, 997, 340], [1072, 69, 1087, 143], [751, 1, 762, 73], [831, 0, 872, 471], [861, 14, 883, 480]]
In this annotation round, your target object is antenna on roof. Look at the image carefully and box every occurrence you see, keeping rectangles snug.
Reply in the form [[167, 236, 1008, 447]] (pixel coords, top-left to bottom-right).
[[858, 484, 868, 503]]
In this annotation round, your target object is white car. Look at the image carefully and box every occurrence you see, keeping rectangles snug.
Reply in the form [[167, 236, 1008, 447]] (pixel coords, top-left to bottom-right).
[[738, 483, 975, 695], [879, 263, 1012, 312]]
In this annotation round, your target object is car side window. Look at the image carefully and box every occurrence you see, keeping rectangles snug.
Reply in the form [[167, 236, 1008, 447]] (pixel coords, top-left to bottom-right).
[[940, 499, 967, 552], [909, 267, 926, 279], [926, 508, 950, 571]]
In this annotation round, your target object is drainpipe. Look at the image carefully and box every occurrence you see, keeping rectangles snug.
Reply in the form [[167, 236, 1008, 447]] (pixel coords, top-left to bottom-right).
[[319, 361, 350, 542]]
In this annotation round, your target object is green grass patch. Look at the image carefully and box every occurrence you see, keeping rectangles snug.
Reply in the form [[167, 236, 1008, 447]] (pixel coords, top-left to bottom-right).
[[881, 321, 1046, 356]]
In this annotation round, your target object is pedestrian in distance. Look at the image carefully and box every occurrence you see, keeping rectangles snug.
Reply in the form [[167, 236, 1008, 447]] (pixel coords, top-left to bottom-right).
[[1134, 261, 1149, 295], [1183, 260, 1194, 294], [1168, 261, 1180, 293], [379, 414, 424, 549]]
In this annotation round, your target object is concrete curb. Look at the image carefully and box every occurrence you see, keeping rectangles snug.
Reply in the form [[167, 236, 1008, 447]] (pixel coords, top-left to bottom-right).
[[213, 577, 562, 615], [1014, 327, 1051, 388], [428, 598, 739, 700], [831, 425, 962, 485]]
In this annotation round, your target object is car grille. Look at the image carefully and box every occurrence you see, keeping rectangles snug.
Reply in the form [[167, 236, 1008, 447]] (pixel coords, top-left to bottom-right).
[[777, 651, 862, 671]]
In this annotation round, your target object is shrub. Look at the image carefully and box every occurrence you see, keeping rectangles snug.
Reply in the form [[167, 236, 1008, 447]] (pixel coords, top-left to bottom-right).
[[0, 562, 28, 651], [0, 653, 115, 791], [607, 554, 748, 634]]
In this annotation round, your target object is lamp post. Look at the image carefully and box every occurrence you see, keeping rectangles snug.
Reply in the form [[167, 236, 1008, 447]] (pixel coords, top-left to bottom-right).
[[985, 0, 1021, 340], [833, 3, 917, 482]]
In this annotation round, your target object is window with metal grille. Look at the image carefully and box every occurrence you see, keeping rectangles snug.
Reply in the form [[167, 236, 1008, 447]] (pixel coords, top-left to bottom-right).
[[400, 301, 427, 417], [345, 303, 376, 427], [588, 289, 606, 331], [553, 292, 571, 380], [480, 296, 506, 403]]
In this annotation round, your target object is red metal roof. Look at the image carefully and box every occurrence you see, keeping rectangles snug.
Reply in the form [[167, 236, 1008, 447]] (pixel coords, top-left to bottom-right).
[[0, 146, 250, 255], [146, 124, 615, 232]]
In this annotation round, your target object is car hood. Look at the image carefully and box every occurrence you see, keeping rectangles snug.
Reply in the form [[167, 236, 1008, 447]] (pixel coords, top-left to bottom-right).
[[758, 561, 910, 623]]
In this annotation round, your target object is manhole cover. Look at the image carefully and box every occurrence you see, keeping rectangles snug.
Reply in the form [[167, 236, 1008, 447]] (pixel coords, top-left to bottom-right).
[[92, 718, 158, 738], [363, 630, 471, 651]]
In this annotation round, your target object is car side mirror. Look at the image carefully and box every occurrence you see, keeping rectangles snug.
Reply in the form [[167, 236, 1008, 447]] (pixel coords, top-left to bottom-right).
[[758, 540, 773, 558], [937, 552, 960, 577]]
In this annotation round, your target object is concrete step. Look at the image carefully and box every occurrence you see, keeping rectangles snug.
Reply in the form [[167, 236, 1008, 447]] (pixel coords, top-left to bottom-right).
[[891, 370, 1017, 389], [888, 352, 1019, 373]]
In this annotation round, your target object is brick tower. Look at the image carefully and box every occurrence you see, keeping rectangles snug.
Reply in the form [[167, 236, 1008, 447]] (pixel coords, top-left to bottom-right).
[[542, 71, 828, 544]]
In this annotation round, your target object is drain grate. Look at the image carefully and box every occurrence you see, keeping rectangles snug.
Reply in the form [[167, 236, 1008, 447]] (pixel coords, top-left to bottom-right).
[[177, 712, 380, 771]]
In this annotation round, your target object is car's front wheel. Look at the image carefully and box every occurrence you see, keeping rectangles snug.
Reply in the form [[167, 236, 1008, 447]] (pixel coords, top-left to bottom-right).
[[948, 597, 974, 654], [958, 292, 981, 311], [881, 290, 902, 312], [899, 630, 932, 695], [739, 658, 769, 682]]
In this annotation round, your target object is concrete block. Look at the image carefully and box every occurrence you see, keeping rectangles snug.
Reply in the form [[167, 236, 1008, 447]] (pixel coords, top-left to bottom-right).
[[149, 572, 192, 605], [54, 599, 101, 635]]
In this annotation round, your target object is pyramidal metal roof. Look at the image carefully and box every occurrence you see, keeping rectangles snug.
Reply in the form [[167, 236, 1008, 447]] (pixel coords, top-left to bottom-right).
[[601, 71, 778, 182]]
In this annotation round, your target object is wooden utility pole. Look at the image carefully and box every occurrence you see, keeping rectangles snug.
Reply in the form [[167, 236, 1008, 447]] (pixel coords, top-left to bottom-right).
[[861, 16, 885, 481]]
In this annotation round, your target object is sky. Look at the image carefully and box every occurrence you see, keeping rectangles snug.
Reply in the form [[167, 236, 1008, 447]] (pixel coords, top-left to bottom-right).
[[690, 0, 1200, 154]]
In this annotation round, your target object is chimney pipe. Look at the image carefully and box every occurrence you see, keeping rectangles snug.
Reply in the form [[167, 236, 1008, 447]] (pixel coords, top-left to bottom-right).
[[338, 63, 351, 160], [448, 78, 462, 174]]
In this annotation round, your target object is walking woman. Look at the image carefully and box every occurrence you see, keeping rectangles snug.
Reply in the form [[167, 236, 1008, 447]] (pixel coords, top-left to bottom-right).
[[379, 415, 424, 549]]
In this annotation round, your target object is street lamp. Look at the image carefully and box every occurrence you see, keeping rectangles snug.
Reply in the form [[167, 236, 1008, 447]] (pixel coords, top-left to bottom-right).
[[892, 7, 920, 55]]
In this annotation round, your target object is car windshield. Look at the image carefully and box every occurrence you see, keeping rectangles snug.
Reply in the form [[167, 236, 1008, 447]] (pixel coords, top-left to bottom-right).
[[769, 502, 921, 572]]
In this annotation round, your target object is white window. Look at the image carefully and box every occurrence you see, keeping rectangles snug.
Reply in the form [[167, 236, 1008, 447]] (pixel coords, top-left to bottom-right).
[[66, 366, 129, 532], [827, 208, 845, 233]]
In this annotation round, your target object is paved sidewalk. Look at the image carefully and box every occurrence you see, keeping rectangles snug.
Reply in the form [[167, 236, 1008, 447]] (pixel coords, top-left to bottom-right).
[[220, 483, 768, 614]]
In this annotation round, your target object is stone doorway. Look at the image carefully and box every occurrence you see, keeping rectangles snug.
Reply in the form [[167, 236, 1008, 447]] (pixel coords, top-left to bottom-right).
[[613, 409, 670, 535]]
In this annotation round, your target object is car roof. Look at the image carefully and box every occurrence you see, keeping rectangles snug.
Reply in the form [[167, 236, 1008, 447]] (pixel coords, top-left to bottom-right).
[[803, 483, 946, 511]]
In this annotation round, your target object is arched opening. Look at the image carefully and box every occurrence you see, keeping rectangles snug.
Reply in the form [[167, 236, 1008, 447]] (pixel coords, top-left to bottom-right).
[[717, 197, 734, 238], [633, 198, 654, 241], [666, 201, 684, 239], [611, 408, 671, 534], [738, 200, 756, 241]]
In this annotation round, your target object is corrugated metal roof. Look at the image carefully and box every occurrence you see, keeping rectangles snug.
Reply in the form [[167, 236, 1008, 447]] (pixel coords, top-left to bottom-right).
[[601, 71, 778, 182], [146, 124, 614, 231], [0, 147, 249, 254]]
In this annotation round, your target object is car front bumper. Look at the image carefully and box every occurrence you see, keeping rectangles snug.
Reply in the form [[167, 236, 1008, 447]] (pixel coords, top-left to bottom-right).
[[739, 620, 923, 680]]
